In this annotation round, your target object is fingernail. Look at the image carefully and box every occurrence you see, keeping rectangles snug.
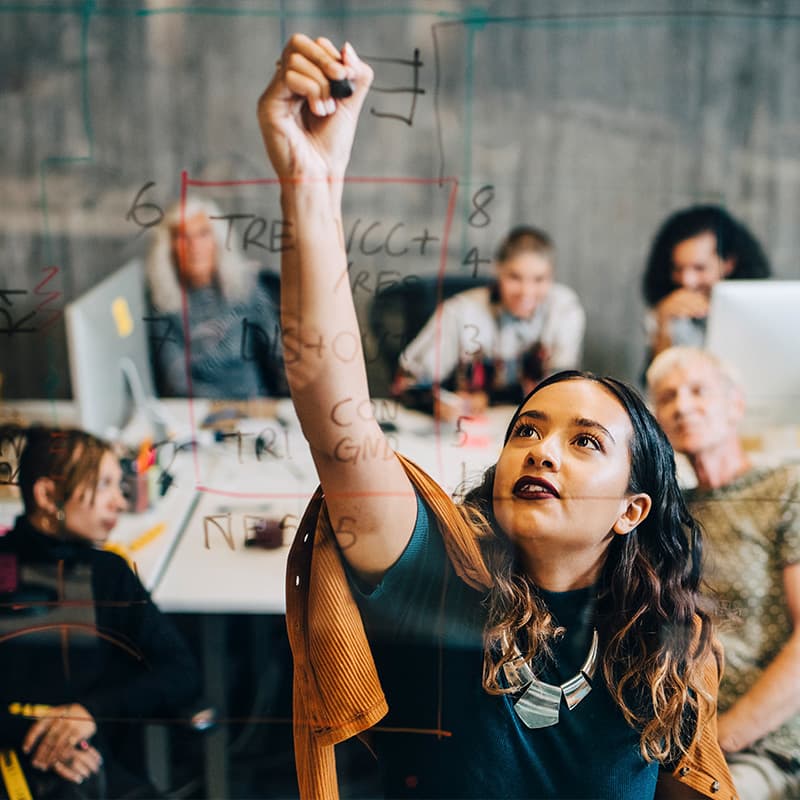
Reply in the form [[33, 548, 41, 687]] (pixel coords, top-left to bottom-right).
[[344, 42, 356, 61], [325, 98, 336, 114], [314, 100, 327, 116]]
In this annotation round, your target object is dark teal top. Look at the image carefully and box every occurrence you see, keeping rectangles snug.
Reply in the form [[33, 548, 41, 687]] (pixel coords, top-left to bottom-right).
[[349, 495, 659, 799]]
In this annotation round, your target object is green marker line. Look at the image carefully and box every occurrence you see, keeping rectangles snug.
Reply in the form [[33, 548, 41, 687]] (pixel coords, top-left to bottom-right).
[[458, 20, 477, 265], [0, 2, 463, 20], [35, 0, 95, 414]]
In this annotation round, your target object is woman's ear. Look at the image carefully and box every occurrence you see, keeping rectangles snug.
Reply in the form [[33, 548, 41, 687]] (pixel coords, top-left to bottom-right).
[[32, 477, 59, 515], [613, 493, 652, 536]]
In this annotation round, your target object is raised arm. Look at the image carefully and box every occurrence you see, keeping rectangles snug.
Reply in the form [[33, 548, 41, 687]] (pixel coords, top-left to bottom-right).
[[257, 35, 417, 583]]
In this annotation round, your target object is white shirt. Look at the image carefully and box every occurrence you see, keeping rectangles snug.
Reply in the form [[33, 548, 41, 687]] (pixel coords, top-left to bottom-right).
[[398, 284, 585, 388]]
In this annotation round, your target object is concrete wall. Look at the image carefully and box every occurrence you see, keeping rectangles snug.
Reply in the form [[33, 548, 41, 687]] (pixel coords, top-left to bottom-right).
[[2, 0, 799, 398]]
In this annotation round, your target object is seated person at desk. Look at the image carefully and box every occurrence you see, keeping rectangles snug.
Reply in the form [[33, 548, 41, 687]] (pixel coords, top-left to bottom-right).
[[0, 426, 201, 799], [145, 196, 288, 399], [642, 205, 771, 361], [394, 225, 585, 417], [648, 347, 800, 799], [258, 35, 734, 800]]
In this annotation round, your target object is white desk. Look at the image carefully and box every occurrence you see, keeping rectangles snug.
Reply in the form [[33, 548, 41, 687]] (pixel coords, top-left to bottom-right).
[[110, 457, 200, 592], [153, 403, 509, 615]]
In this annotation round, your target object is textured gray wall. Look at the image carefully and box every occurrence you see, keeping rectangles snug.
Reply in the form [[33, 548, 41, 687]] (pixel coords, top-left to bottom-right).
[[2, 0, 799, 399]]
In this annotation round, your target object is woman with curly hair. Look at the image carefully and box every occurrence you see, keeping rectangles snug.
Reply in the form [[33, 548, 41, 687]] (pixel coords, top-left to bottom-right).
[[642, 205, 771, 360], [258, 35, 735, 799]]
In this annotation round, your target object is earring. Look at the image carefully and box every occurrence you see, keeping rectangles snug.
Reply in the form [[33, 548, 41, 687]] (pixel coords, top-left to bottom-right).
[[56, 506, 66, 524]]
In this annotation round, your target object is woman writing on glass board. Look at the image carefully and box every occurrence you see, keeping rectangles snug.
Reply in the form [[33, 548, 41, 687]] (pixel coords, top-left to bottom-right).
[[257, 34, 735, 800]]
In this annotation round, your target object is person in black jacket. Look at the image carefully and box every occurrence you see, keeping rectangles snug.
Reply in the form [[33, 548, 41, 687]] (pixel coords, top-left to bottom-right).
[[0, 426, 200, 798]]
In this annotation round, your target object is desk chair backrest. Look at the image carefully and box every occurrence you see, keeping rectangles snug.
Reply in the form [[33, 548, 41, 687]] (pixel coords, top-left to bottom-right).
[[258, 268, 281, 306]]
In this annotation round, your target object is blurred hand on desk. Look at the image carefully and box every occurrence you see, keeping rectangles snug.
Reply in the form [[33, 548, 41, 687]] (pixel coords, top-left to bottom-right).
[[433, 389, 489, 423]]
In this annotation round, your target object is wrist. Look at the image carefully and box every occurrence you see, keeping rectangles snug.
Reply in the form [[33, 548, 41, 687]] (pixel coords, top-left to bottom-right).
[[280, 176, 343, 212], [655, 304, 674, 326], [717, 708, 750, 753]]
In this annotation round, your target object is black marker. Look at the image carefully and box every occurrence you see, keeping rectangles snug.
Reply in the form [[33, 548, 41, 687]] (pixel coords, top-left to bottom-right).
[[329, 78, 353, 99]]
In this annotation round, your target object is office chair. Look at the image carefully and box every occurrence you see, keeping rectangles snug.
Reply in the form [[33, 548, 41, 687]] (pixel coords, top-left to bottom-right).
[[368, 273, 493, 382]]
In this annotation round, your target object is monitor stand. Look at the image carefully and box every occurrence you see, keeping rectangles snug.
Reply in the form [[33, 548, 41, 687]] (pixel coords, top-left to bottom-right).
[[117, 356, 169, 444]]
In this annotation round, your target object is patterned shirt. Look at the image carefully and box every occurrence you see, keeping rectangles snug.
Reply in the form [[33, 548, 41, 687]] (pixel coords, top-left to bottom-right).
[[686, 462, 800, 761], [151, 279, 286, 399]]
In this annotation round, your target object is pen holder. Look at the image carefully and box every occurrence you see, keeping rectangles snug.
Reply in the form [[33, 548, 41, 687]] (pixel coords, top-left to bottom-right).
[[120, 460, 149, 513]]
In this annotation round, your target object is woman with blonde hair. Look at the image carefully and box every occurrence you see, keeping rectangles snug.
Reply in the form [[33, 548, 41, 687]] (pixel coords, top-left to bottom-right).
[[145, 195, 286, 398]]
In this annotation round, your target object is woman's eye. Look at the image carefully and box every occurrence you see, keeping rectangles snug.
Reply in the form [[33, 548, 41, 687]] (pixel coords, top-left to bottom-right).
[[514, 423, 538, 438], [575, 434, 601, 451]]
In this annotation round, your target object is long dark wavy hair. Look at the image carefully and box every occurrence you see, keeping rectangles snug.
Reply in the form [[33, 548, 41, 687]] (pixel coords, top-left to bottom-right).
[[458, 371, 715, 763], [642, 204, 771, 306]]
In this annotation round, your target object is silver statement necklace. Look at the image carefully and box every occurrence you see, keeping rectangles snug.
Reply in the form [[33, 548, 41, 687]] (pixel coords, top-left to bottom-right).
[[502, 629, 599, 729]]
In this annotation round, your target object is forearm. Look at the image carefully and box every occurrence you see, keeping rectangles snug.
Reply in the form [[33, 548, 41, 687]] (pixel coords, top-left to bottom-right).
[[718, 630, 800, 751], [279, 181, 378, 457], [650, 317, 673, 357], [260, 36, 416, 580]]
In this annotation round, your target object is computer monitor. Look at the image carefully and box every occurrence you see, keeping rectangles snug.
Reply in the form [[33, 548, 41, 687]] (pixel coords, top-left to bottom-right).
[[706, 280, 800, 429], [65, 259, 165, 440]]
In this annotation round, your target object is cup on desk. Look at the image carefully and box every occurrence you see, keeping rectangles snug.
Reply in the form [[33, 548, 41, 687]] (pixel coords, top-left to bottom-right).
[[244, 517, 285, 550], [120, 458, 149, 513]]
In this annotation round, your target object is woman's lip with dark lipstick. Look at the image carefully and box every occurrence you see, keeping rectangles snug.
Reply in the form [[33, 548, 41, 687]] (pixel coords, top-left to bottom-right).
[[512, 476, 560, 499]]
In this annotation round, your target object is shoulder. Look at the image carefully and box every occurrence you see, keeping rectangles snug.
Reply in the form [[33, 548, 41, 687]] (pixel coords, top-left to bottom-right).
[[548, 282, 583, 309], [770, 460, 800, 490], [88, 548, 144, 590], [447, 286, 491, 309], [89, 547, 131, 571], [733, 461, 800, 501], [431, 287, 493, 330]]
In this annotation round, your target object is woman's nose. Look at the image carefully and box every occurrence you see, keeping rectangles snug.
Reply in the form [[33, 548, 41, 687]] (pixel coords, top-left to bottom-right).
[[525, 439, 560, 470]]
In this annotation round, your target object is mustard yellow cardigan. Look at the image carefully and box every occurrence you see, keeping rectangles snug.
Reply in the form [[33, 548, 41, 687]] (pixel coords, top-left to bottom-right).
[[286, 454, 737, 800]]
